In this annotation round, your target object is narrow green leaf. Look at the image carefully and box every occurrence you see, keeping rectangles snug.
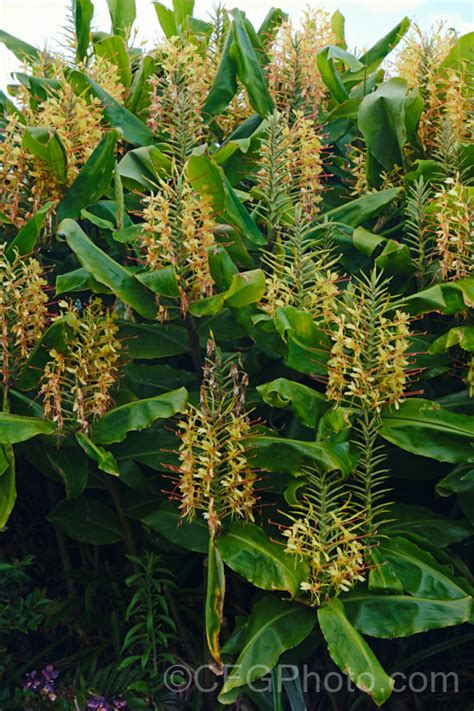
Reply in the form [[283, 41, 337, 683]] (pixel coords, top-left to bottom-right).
[[0, 445, 16, 529], [106, 0, 136, 39], [76, 431, 120, 476], [94, 35, 132, 87], [23, 127, 67, 184], [206, 537, 226, 671], [5, 202, 52, 258], [257, 378, 330, 430], [0, 29, 40, 63], [74, 0, 94, 62]]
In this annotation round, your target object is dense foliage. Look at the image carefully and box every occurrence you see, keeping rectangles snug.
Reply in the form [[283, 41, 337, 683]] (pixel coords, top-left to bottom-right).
[[0, 1, 473, 708]]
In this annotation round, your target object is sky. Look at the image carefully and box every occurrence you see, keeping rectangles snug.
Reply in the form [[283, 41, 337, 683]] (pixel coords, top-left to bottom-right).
[[0, 0, 472, 91]]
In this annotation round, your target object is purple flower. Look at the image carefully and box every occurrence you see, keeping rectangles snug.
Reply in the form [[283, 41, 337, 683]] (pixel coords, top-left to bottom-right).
[[23, 665, 59, 703]]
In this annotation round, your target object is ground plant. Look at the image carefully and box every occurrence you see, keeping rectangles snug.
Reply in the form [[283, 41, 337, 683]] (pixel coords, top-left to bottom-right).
[[0, 1, 473, 709]]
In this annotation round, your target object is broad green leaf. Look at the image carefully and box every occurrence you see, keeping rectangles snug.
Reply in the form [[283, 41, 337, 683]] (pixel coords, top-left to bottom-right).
[[106, 0, 136, 39], [46, 446, 88, 499], [380, 399, 474, 463], [70, 71, 153, 145], [405, 278, 474, 316], [219, 597, 315, 704], [118, 145, 171, 190], [203, 28, 238, 117], [187, 154, 265, 245], [358, 17, 410, 71], [257, 8, 288, 46], [57, 129, 119, 221], [358, 78, 408, 171], [0, 29, 41, 63], [16, 317, 72, 391], [142, 500, 209, 553], [331, 10, 346, 49], [321, 188, 402, 228], [343, 590, 472, 638], [368, 548, 403, 594], [217, 521, 309, 597], [439, 32, 474, 73], [353, 226, 413, 276], [0, 445, 16, 529], [47, 496, 123, 544], [94, 35, 132, 87], [229, 10, 274, 117], [318, 598, 394, 707], [206, 537, 225, 671], [274, 307, 330, 376], [153, 2, 178, 37], [437, 467, 474, 526], [136, 267, 180, 298], [91, 387, 188, 445], [190, 269, 266, 317], [0, 414, 55, 444], [76, 431, 120, 476], [257, 378, 330, 430], [23, 127, 67, 184], [5, 202, 52, 258], [59, 219, 157, 319], [248, 435, 353, 477], [378, 537, 470, 600], [317, 47, 350, 103], [74, 0, 94, 62], [55, 267, 111, 295], [430, 326, 474, 354], [119, 323, 189, 358], [382, 503, 473, 547]]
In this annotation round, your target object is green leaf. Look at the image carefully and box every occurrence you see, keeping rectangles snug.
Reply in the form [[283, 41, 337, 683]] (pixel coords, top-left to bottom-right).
[[23, 127, 68, 184], [437, 467, 474, 526], [0, 445, 16, 530], [353, 226, 413, 276], [382, 503, 473, 548], [430, 326, 474, 354], [439, 31, 474, 73], [74, 0, 94, 62], [70, 71, 153, 145], [46, 446, 88, 499], [0, 414, 55, 444], [368, 548, 403, 594], [317, 47, 350, 103], [318, 598, 394, 707], [331, 10, 346, 49], [405, 279, 474, 316], [16, 317, 72, 391], [153, 2, 178, 38], [106, 0, 136, 39], [94, 35, 132, 87], [203, 28, 238, 118], [358, 78, 408, 171], [190, 269, 266, 317], [274, 307, 330, 376], [118, 145, 171, 190], [5, 202, 52, 258], [321, 188, 402, 228], [47, 496, 124, 544], [377, 537, 470, 600], [59, 219, 157, 319], [0, 29, 41, 63], [257, 378, 330, 430], [248, 436, 353, 477], [76, 432, 120, 476], [206, 537, 226, 671], [91, 387, 188, 445], [229, 10, 274, 117], [358, 17, 410, 71], [136, 267, 180, 298], [380, 399, 474, 463], [57, 129, 119, 221], [142, 500, 209, 553], [343, 590, 472, 638], [187, 154, 264, 245], [55, 267, 111, 296], [217, 521, 309, 597], [219, 597, 315, 704], [119, 322, 189, 358]]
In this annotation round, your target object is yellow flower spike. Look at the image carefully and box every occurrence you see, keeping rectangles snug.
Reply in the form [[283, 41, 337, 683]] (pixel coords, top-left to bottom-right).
[[40, 299, 122, 435], [434, 177, 473, 281], [176, 339, 257, 533]]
